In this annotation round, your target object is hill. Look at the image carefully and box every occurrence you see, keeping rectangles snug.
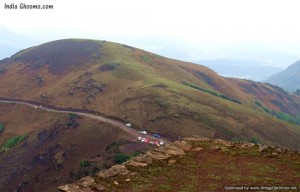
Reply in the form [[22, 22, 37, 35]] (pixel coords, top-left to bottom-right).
[[1, 39, 300, 151], [58, 137, 300, 192], [1, 39, 300, 191], [266, 60, 300, 92]]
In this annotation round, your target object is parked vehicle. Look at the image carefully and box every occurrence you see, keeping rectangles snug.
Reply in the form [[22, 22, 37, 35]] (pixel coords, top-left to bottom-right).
[[153, 133, 161, 138], [159, 141, 164, 145], [138, 137, 142, 141], [140, 131, 148, 135], [125, 123, 132, 127]]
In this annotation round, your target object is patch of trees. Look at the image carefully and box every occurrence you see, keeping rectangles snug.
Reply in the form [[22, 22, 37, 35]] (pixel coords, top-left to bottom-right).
[[255, 101, 300, 125], [183, 82, 241, 104]]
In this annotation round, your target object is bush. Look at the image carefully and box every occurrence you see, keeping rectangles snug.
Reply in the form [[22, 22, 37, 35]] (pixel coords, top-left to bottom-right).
[[0, 123, 4, 133], [255, 101, 300, 125], [182, 82, 241, 104], [249, 137, 260, 144], [80, 160, 91, 168], [1, 133, 28, 151], [114, 153, 130, 164]]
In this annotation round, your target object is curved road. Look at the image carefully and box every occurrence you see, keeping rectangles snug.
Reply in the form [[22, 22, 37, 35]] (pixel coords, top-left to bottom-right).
[[0, 97, 168, 145]]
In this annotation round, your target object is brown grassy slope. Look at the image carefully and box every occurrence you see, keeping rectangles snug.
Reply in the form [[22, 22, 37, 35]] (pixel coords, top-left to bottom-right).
[[0, 103, 135, 192], [95, 139, 300, 192], [0, 39, 300, 150]]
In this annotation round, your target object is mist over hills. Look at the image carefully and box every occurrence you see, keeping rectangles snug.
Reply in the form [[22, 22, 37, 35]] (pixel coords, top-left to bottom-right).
[[196, 59, 283, 80], [266, 60, 300, 92]]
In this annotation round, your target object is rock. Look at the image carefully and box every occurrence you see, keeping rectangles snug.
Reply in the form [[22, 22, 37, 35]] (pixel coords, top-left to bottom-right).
[[126, 160, 148, 167], [133, 155, 153, 164], [146, 151, 171, 160], [258, 145, 269, 152], [156, 147, 186, 156], [54, 151, 65, 165], [191, 147, 204, 152], [90, 183, 106, 191], [97, 169, 118, 179], [210, 146, 220, 150], [183, 137, 210, 142], [220, 147, 229, 152], [110, 164, 131, 175], [172, 141, 192, 151], [78, 176, 95, 188], [213, 139, 232, 147], [272, 152, 278, 156], [113, 181, 119, 185], [275, 147, 289, 154], [168, 159, 177, 164], [58, 184, 93, 192]]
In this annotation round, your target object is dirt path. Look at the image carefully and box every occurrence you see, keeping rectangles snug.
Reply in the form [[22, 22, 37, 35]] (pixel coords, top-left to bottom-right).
[[0, 97, 168, 145]]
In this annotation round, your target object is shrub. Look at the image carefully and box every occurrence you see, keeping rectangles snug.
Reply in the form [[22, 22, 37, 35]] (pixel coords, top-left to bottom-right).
[[114, 153, 130, 164], [0, 122, 4, 133], [80, 160, 91, 168], [249, 137, 260, 144], [182, 82, 241, 104], [255, 101, 300, 125], [1, 133, 28, 151]]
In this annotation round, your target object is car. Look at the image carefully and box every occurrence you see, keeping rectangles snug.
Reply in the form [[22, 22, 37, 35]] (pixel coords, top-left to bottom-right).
[[125, 123, 132, 127], [140, 131, 148, 135], [159, 141, 164, 145], [141, 138, 146, 142], [153, 133, 161, 138], [138, 137, 142, 141]]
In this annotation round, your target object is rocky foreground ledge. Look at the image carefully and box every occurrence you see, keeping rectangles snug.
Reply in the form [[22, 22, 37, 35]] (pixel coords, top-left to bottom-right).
[[58, 136, 298, 192]]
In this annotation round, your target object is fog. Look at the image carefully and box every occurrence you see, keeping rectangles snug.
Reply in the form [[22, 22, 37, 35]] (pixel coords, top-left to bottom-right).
[[1, 0, 300, 79]]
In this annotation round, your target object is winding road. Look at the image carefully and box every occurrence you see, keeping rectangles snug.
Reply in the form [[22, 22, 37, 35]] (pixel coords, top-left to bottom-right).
[[0, 97, 168, 145]]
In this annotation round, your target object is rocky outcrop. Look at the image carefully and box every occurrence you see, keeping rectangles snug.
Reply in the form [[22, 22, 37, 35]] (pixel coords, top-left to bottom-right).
[[58, 137, 294, 192], [58, 176, 105, 192]]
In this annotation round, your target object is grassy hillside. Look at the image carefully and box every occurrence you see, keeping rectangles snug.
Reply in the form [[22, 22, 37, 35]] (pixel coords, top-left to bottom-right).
[[58, 137, 300, 192], [0, 103, 145, 192], [0, 39, 300, 151]]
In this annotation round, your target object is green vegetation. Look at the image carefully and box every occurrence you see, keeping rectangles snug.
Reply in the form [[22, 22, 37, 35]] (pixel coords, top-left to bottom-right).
[[80, 160, 91, 168], [114, 151, 142, 164], [69, 112, 78, 119], [0, 122, 4, 133], [0, 133, 28, 152], [255, 101, 300, 125], [183, 82, 241, 104], [114, 153, 130, 164]]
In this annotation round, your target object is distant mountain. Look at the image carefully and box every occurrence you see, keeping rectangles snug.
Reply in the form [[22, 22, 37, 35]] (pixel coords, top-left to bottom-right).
[[266, 60, 300, 92], [196, 59, 283, 81], [0, 26, 35, 59]]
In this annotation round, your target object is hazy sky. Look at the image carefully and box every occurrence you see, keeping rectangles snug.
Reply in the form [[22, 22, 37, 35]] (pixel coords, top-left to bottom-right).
[[1, 0, 300, 66]]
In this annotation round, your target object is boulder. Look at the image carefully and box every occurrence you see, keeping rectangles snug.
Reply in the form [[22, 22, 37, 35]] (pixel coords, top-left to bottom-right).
[[155, 148, 185, 156], [133, 155, 153, 164], [172, 141, 192, 151], [191, 147, 204, 152], [258, 145, 269, 152], [183, 137, 210, 142], [78, 176, 95, 188], [97, 169, 118, 179], [110, 164, 131, 175], [146, 151, 171, 160], [58, 184, 93, 192], [126, 160, 148, 167], [213, 139, 232, 147]]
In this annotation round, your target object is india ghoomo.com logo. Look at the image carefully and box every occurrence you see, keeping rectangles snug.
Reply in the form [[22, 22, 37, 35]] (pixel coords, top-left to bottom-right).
[[4, 3, 54, 10]]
